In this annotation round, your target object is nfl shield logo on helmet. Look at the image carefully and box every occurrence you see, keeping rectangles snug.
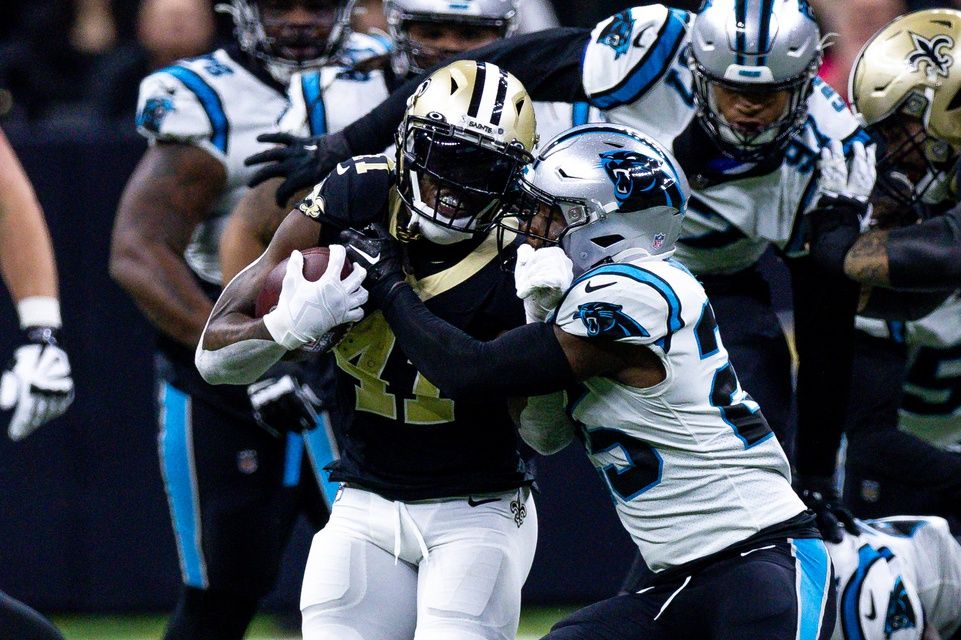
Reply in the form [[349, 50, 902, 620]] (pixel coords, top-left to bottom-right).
[[652, 233, 666, 250]]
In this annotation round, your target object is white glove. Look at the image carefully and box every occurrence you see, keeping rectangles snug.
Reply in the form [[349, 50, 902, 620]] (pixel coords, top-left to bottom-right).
[[1, 332, 75, 441], [818, 139, 877, 204], [514, 244, 574, 324], [263, 245, 368, 350]]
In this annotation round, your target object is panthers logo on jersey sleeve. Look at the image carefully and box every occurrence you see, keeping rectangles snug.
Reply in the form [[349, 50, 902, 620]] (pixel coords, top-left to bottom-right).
[[136, 64, 226, 156], [583, 5, 692, 110], [555, 261, 684, 352]]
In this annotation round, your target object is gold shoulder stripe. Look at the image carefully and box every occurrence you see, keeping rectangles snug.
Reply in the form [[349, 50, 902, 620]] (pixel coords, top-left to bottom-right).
[[409, 232, 504, 301]]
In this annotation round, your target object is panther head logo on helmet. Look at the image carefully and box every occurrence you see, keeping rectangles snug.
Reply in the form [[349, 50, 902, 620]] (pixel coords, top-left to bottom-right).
[[599, 150, 678, 212]]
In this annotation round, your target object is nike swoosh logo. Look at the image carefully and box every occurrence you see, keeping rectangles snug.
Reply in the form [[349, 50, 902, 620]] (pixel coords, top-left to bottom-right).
[[336, 163, 350, 175], [584, 281, 616, 293], [467, 497, 500, 507], [351, 247, 380, 264], [865, 595, 877, 620]]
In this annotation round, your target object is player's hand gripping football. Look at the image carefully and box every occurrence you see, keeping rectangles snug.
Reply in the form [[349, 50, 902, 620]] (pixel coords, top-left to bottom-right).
[[817, 140, 877, 215], [514, 244, 574, 324], [0, 327, 74, 441], [263, 245, 368, 350], [247, 373, 322, 437], [793, 474, 860, 544], [339, 224, 407, 306], [245, 131, 354, 207]]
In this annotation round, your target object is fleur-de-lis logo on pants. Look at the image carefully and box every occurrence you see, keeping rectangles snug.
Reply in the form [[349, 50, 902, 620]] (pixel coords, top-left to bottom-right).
[[510, 498, 527, 528], [907, 32, 955, 78]]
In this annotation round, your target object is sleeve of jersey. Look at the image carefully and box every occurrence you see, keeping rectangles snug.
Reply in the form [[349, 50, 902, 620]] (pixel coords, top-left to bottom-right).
[[582, 5, 691, 110], [294, 154, 393, 232], [135, 66, 227, 161], [554, 266, 682, 352]]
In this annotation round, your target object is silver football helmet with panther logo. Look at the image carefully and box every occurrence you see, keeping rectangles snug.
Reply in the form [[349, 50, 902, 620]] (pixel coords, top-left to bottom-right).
[[688, 0, 823, 161], [217, 0, 357, 84], [498, 123, 690, 275]]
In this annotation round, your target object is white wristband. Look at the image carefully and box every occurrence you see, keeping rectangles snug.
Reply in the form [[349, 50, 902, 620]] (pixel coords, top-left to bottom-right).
[[17, 296, 61, 329]]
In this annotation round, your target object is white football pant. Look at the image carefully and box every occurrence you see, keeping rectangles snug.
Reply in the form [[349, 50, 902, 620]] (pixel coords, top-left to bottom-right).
[[301, 486, 538, 640]]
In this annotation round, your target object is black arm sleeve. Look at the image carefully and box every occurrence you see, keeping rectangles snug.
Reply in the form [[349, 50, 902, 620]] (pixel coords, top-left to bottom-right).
[[790, 255, 861, 478], [805, 197, 863, 277], [887, 204, 961, 290], [858, 287, 953, 321], [342, 28, 592, 155], [380, 284, 576, 401]]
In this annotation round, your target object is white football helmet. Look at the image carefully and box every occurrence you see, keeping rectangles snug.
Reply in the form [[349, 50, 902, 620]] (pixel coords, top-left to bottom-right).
[[498, 123, 689, 275]]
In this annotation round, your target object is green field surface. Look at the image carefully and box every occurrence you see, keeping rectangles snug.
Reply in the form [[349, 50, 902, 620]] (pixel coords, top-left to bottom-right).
[[50, 607, 580, 640]]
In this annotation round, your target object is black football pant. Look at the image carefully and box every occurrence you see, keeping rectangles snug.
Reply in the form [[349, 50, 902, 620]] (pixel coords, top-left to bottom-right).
[[549, 540, 835, 640], [0, 591, 64, 640], [843, 331, 961, 533], [158, 380, 336, 640]]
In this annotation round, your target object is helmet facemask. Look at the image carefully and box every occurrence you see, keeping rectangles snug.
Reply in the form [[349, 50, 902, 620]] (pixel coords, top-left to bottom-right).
[[496, 178, 592, 258], [869, 93, 960, 225], [384, 0, 517, 77], [689, 52, 819, 162], [397, 115, 533, 244], [217, 0, 356, 83]]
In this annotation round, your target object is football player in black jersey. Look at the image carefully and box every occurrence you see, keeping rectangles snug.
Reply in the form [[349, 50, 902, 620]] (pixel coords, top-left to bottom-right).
[[197, 61, 540, 640]]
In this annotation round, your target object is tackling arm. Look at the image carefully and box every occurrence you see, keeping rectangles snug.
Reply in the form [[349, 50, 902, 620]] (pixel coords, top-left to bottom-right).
[[110, 143, 226, 348], [845, 208, 961, 289]]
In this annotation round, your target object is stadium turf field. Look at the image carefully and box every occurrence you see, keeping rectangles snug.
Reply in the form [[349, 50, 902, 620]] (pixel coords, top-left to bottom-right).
[[50, 607, 579, 639]]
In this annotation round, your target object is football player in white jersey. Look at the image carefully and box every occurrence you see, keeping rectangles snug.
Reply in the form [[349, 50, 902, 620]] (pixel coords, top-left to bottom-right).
[[243, 0, 876, 529], [826, 516, 961, 640], [0, 126, 72, 640], [109, 2, 382, 638], [338, 123, 835, 640]]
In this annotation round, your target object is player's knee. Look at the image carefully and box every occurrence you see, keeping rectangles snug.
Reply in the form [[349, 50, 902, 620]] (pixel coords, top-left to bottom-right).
[[300, 611, 367, 640]]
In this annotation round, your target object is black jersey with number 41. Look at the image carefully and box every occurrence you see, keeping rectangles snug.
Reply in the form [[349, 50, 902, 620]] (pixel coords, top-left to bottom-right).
[[298, 154, 531, 501]]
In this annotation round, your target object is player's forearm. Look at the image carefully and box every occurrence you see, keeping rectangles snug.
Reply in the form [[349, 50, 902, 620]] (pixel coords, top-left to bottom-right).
[[109, 240, 213, 347], [884, 210, 961, 289], [196, 311, 284, 385], [0, 128, 58, 301], [381, 284, 575, 400], [220, 181, 286, 284], [843, 229, 890, 286]]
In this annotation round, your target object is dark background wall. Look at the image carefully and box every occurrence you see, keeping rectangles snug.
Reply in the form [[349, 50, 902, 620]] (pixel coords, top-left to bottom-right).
[[0, 123, 635, 614]]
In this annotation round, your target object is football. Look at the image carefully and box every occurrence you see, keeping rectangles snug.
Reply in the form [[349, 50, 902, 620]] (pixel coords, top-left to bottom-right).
[[256, 246, 355, 353]]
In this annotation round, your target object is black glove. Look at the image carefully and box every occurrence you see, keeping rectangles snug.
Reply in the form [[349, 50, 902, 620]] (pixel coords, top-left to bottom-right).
[[794, 475, 860, 543], [245, 131, 354, 207], [246, 374, 322, 437], [339, 224, 407, 306]]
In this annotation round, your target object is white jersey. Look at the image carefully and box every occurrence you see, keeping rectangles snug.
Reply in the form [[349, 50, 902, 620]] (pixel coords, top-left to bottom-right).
[[553, 255, 805, 571], [581, 5, 869, 274], [827, 516, 961, 640], [857, 293, 961, 449], [135, 34, 390, 284]]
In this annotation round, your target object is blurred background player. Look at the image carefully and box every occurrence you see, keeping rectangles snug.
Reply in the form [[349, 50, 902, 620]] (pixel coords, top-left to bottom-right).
[[0, 123, 72, 640], [197, 61, 540, 640], [242, 0, 874, 539], [805, 9, 961, 532], [827, 516, 961, 640], [233, 0, 602, 252], [338, 123, 836, 640], [108, 1, 389, 638]]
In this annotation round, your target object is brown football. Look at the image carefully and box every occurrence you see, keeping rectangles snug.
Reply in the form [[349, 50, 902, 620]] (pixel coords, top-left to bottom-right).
[[255, 246, 354, 353], [255, 246, 353, 317]]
